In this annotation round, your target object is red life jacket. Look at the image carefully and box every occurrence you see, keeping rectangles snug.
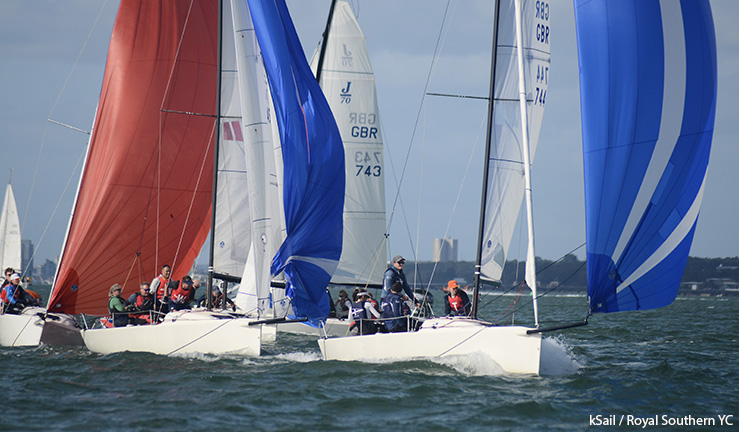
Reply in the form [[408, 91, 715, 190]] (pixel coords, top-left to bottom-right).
[[129, 293, 153, 323], [448, 293, 464, 312], [154, 275, 168, 300], [170, 284, 191, 304], [135, 294, 147, 308]]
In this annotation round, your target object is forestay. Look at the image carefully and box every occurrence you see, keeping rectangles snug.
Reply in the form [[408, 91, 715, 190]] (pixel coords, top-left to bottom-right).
[[574, 0, 717, 313]]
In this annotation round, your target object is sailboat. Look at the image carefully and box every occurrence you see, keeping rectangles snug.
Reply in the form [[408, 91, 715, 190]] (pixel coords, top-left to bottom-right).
[[276, 0, 388, 337], [0, 174, 84, 347], [47, 0, 343, 356], [0, 176, 40, 347], [574, 2, 717, 315], [0, 177, 21, 276], [318, 0, 550, 374]]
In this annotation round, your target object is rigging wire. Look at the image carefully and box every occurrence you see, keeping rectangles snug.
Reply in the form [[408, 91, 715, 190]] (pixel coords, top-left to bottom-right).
[[476, 242, 588, 324], [19, 0, 111, 282], [383, 0, 454, 269], [422, 113, 488, 300], [19, 148, 87, 280], [21, 0, 111, 237], [157, 0, 198, 275]]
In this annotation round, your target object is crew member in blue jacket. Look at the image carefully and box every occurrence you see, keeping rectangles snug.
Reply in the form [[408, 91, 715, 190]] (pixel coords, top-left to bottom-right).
[[349, 290, 382, 335], [382, 255, 418, 306], [382, 282, 409, 332]]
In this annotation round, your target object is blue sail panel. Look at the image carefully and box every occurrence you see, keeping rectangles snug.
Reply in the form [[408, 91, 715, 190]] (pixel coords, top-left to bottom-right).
[[247, 0, 345, 321], [574, 0, 717, 313]]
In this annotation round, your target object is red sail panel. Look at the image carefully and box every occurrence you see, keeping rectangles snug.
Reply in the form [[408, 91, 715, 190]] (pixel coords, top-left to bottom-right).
[[48, 0, 218, 315]]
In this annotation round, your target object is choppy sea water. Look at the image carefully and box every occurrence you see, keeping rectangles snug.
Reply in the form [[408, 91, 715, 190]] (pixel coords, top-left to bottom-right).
[[2, 294, 737, 431]]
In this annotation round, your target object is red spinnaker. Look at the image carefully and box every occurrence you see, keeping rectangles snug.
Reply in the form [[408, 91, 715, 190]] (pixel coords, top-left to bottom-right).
[[49, 0, 218, 314]]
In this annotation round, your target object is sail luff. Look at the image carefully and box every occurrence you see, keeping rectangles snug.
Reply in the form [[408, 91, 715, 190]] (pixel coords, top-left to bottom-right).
[[48, 109, 97, 310]]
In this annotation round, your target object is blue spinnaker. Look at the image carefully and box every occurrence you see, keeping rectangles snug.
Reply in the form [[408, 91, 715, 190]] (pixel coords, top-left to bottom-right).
[[574, 0, 716, 313], [247, 0, 345, 321]]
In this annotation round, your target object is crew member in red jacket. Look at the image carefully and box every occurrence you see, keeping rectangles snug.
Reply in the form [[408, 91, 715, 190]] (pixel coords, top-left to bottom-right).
[[443, 280, 471, 316]]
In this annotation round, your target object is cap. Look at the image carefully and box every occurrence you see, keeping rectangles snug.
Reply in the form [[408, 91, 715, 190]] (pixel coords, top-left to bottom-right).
[[446, 280, 459, 290], [9, 273, 20, 281], [182, 279, 193, 288], [357, 290, 370, 298], [392, 255, 406, 264]]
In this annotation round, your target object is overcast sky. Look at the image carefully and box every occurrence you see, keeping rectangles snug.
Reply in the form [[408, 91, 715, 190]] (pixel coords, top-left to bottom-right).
[[1, 0, 737, 267]]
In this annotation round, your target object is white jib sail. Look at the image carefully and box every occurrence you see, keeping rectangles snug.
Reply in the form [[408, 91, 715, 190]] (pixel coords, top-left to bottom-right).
[[310, 1, 388, 287], [0, 182, 21, 273]]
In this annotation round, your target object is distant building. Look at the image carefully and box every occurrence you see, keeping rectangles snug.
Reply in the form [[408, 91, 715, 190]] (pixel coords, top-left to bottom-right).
[[40, 259, 57, 283], [432, 237, 458, 262], [21, 239, 34, 278]]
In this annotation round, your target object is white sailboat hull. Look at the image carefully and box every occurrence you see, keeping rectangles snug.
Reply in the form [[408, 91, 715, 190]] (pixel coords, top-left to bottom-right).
[[276, 317, 352, 337], [83, 310, 262, 356], [0, 307, 84, 347], [317, 317, 542, 375], [0, 307, 46, 346]]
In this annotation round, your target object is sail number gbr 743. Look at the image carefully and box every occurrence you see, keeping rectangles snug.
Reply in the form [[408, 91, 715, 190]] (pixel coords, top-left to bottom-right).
[[355, 151, 381, 177]]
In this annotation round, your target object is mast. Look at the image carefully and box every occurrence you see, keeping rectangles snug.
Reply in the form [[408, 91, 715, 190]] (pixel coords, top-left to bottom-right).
[[207, 0, 225, 310], [514, 0, 538, 326], [315, 0, 338, 84], [472, 0, 502, 320]]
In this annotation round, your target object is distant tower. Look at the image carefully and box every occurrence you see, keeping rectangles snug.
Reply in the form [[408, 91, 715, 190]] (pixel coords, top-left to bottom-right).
[[21, 239, 34, 277], [432, 237, 458, 262], [41, 259, 57, 283]]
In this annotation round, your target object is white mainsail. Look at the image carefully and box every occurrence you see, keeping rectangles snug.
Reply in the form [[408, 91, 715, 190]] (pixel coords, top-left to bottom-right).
[[479, 0, 550, 284], [310, 1, 388, 287], [0, 181, 21, 274]]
